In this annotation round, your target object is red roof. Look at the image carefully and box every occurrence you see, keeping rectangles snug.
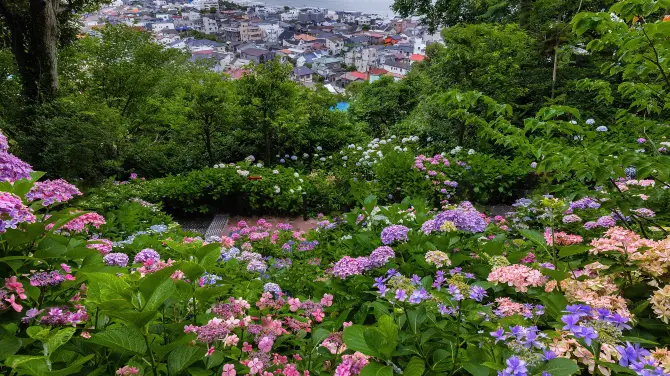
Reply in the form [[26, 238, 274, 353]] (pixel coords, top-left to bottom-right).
[[226, 69, 250, 80], [350, 72, 369, 80], [369, 68, 388, 75], [410, 54, 426, 62]]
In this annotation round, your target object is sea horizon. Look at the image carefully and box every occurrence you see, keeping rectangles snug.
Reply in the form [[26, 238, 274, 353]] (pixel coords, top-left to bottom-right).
[[234, 0, 397, 17]]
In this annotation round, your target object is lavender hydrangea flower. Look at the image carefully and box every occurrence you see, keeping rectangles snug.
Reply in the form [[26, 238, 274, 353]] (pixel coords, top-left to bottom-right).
[[0, 152, 33, 182], [332, 256, 367, 279], [380, 225, 409, 245], [263, 283, 281, 294], [134, 249, 160, 264], [103, 253, 129, 267], [0, 192, 36, 233], [29, 271, 67, 287], [427, 202, 487, 233], [368, 246, 395, 268]]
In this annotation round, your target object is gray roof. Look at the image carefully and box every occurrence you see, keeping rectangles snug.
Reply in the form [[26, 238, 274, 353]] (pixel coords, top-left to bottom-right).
[[241, 47, 271, 56], [293, 66, 313, 76]]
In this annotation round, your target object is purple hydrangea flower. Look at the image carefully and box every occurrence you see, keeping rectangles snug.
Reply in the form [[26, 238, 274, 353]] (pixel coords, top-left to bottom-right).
[[134, 249, 160, 264], [103, 252, 129, 267], [426, 202, 486, 233], [0, 152, 33, 182], [381, 225, 409, 245], [368, 246, 395, 268]]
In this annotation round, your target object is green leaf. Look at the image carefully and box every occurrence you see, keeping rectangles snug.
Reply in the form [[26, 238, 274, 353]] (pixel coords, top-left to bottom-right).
[[431, 348, 453, 371], [464, 362, 490, 376], [311, 328, 330, 346], [558, 245, 589, 258], [482, 362, 504, 371], [89, 326, 147, 354], [86, 272, 131, 304], [343, 325, 376, 356], [404, 357, 425, 376], [360, 362, 393, 376], [539, 358, 579, 376], [143, 278, 176, 311], [519, 229, 546, 249], [45, 327, 76, 357], [406, 308, 426, 334], [168, 345, 207, 375], [26, 326, 50, 341], [363, 328, 386, 359], [377, 315, 398, 358], [5, 355, 49, 376], [0, 335, 21, 361], [177, 261, 206, 280], [45, 354, 95, 376], [620, 337, 658, 345], [106, 310, 159, 328], [197, 243, 222, 267]]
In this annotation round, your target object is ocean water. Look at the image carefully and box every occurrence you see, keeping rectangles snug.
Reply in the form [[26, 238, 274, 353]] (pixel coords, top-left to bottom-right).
[[244, 0, 396, 16]]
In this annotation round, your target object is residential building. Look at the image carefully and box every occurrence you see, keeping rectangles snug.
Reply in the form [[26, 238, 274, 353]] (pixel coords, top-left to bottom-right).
[[291, 66, 314, 84], [382, 59, 409, 76], [240, 22, 263, 42], [202, 16, 218, 34], [298, 8, 327, 23], [280, 9, 299, 21], [326, 36, 344, 55], [344, 47, 378, 72], [258, 22, 284, 43], [193, 0, 218, 12], [240, 48, 276, 64]]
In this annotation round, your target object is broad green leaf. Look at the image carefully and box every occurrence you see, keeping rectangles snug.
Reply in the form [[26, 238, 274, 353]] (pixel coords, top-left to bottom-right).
[[106, 310, 159, 328], [26, 326, 50, 341], [363, 328, 386, 359], [360, 362, 393, 376], [6, 355, 49, 375], [0, 335, 21, 361], [311, 328, 330, 346], [431, 348, 453, 371], [482, 362, 504, 371], [343, 325, 376, 356], [464, 362, 490, 376], [45, 354, 95, 376], [558, 245, 589, 258], [404, 357, 425, 376], [407, 308, 426, 334], [45, 327, 76, 357], [519, 229, 546, 249], [86, 272, 131, 304], [89, 326, 147, 354], [168, 345, 207, 375], [144, 278, 176, 311], [377, 315, 398, 358], [538, 358, 579, 376]]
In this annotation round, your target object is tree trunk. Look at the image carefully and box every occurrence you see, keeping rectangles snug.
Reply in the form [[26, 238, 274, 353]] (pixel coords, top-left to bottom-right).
[[0, 0, 60, 102], [550, 39, 559, 99], [30, 0, 60, 100]]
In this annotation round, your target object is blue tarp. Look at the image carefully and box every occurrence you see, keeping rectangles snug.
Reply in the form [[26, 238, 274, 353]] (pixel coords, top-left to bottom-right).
[[331, 102, 349, 112]]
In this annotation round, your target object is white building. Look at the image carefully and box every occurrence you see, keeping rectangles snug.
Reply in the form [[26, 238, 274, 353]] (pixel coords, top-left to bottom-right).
[[151, 21, 175, 32], [326, 37, 344, 55], [202, 16, 218, 34], [280, 9, 299, 21], [345, 47, 378, 72], [258, 22, 284, 43], [193, 0, 219, 12]]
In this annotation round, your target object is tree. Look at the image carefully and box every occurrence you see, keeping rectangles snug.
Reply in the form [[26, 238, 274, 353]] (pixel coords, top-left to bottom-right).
[[422, 24, 535, 108], [0, 0, 103, 102], [236, 59, 304, 164], [349, 76, 421, 136]]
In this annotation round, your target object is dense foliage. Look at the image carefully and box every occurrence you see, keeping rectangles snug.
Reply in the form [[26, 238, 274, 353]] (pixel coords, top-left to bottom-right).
[[2, 0, 670, 375]]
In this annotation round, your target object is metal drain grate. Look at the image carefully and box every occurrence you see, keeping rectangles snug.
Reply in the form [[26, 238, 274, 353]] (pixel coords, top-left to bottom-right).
[[205, 214, 229, 239]]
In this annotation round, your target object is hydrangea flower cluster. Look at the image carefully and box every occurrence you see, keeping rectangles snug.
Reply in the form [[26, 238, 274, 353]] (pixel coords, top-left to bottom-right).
[[26, 179, 81, 206], [332, 246, 396, 279], [0, 148, 33, 182], [422, 202, 487, 234], [543, 228, 583, 246], [0, 192, 36, 233], [490, 326, 553, 366], [425, 250, 451, 268], [651, 285, 670, 324], [1, 276, 27, 312], [334, 352, 369, 376], [560, 304, 631, 346], [380, 225, 409, 245], [103, 252, 129, 267], [58, 212, 106, 233], [86, 238, 113, 255], [488, 264, 546, 292], [36, 305, 89, 326], [322, 332, 346, 355], [493, 297, 544, 318], [28, 270, 71, 287], [134, 248, 161, 264]]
